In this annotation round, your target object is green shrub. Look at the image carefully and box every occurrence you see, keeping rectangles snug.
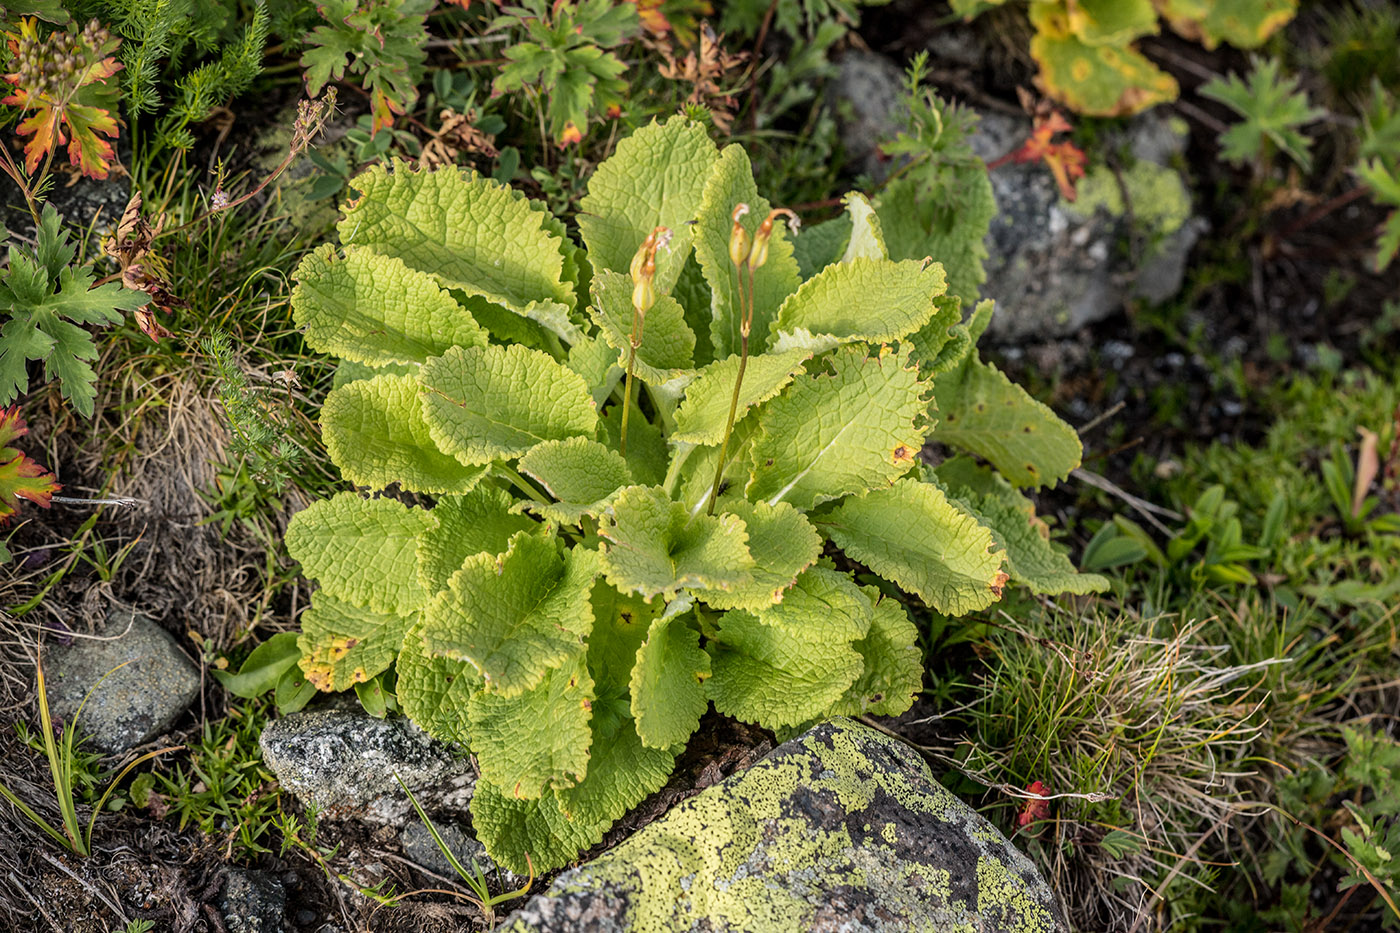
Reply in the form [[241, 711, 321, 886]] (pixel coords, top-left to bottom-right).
[[280, 116, 1105, 873]]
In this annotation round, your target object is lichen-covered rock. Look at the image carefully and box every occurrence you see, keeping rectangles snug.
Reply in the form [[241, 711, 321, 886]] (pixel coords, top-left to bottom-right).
[[972, 109, 1204, 341], [259, 708, 473, 822], [497, 718, 1065, 932], [43, 607, 200, 754]]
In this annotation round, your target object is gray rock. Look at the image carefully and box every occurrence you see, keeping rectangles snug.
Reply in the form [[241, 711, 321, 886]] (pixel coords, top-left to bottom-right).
[[498, 718, 1065, 933], [398, 819, 521, 886], [259, 709, 474, 822], [828, 50, 909, 182], [43, 607, 200, 754], [1, 154, 131, 242], [219, 868, 286, 933], [972, 109, 1203, 341]]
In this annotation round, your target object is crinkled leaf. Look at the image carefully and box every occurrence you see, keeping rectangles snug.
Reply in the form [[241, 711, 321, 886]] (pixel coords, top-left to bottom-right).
[[577, 116, 718, 295], [469, 652, 594, 797], [519, 437, 633, 524], [587, 580, 662, 697], [599, 401, 668, 487], [704, 609, 863, 729], [671, 348, 812, 446], [694, 145, 801, 357], [291, 245, 488, 366], [331, 359, 417, 390], [421, 532, 598, 696], [908, 296, 968, 377], [322, 373, 488, 494], [470, 780, 598, 875], [754, 565, 872, 642], [588, 269, 696, 385], [416, 484, 538, 592], [599, 485, 754, 601], [767, 258, 947, 354], [930, 350, 1082, 489], [419, 344, 598, 465], [555, 708, 675, 826], [396, 622, 481, 747], [747, 345, 929, 510], [826, 590, 923, 718], [703, 500, 822, 612], [821, 478, 1007, 616], [877, 165, 995, 305], [339, 159, 574, 312], [630, 613, 710, 748], [285, 492, 436, 614], [297, 592, 414, 692], [568, 334, 623, 409]]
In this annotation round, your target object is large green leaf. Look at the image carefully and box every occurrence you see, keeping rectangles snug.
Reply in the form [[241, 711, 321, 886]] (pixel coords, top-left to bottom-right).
[[286, 492, 436, 614], [754, 565, 872, 643], [338, 158, 575, 313], [693, 145, 801, 358], [1156, 0, 1296, 50], [630, 613, 710, 749], [470, 781, 599, 875], [469, 652, 594, 798], [587, 581, 662, 697], [704, 609, 863, 729], [518, 436, 634, 524], [588, 269, 696, 386], [291, 244, 488, 366], [826, 589, 923, 718], [821, 478, 1007, 616], [419, 344, 598, 465], [877, 166, 995, 305], [421, 532, 598, 697], [322, 373, 488, 494], [416, 484, 538, 592], [577, 116, 718, 296], [599, 485, 754, 601], [767, 257, 948, 354], [671, 348, 812, 446], [703, 500, 822, 612], [396, 622, 481, 748], [297, 592, 414, 692], [1029, 3, 1178, 117], [555, 707, 676, 827], [930, 352, 1082, 489], [747, 345, 930, 510]]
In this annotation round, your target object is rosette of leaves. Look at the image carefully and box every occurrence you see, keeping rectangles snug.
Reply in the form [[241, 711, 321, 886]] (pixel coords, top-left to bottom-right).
[[950, 0, 1296, 117], [284, 116, 1107, 874]]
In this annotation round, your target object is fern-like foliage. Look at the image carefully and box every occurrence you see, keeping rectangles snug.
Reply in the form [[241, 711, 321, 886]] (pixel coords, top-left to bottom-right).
[[282, 117, 1106, 874]]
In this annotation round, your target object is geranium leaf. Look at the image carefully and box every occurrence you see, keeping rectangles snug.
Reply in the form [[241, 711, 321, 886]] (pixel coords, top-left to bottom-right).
[[747, 345, 929, 511], [0, 405, 60, 523], [821, 478, 1008, 616], [599, 485, 754, 601], [419, 344, 598, 465], [321, 373, 489, 494], [420, 532, 598, 697], [285, 492, 436, 614], [291, 244, 488, 366]]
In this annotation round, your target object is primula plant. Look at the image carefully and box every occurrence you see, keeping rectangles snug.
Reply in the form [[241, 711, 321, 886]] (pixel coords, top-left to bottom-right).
[[283, 117, 1107, 873]]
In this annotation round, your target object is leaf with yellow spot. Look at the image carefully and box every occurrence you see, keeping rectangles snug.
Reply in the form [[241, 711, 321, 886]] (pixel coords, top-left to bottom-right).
[[1030, 2, 1178, 116], [297, 592, 415, 692], [1155, 0, 1296, 50]]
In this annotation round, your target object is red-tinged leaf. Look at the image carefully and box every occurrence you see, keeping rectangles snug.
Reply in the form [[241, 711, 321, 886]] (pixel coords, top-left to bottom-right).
[[988, 92, 1089, 201], [3, 44, 123, 179], [369, 86, 403, 135], [57, 99, 119, 177], [559, 120, 583, 147], [1017, 780, 1051, 828], [0, 406, 61, 523]]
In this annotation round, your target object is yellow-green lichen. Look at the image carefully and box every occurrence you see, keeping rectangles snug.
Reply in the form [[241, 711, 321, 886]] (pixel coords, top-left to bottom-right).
[[881, 821, 898, 845], [976, 856, 1058, 933], [1067, 162, 1192, 239]]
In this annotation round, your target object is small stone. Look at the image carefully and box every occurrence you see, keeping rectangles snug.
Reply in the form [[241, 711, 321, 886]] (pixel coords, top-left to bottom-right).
[[219, 868, 285, 933], [259, 708, 473, 822], [497, 718, 1065, 932], [294, 908, 318, 927], [43, 607, 200, 754], [398, 819, 520, 884]]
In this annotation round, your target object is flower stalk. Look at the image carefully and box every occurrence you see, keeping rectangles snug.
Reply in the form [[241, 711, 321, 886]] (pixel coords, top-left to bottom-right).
[[706, 204, 798, 514], [621, 226, 670, 458]]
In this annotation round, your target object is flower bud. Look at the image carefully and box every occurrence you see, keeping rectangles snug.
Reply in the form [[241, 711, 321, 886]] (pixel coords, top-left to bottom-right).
[[632, 277, 655, 316], [728, 203, 751, 268], [748, 208, 799, 271]]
